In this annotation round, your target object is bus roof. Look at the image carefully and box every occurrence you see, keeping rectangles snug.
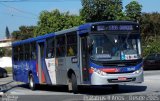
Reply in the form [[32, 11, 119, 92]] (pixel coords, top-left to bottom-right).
[[12, 21, 138, 46], [12, 32, 55, 46], [90, 21, 138, 25], [79, 21, 138, 30]]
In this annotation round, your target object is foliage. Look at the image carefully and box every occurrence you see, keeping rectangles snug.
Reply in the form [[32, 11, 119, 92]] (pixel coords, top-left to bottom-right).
[[5, 48, 12, 56], [140, 12, 160, 39], [0, 48, 5, 57], [142, 36, 160, 57], [5, 26, 10, 39], [125, 1, 142, 22], [12, 26, 36, 40], [34, 9, 85, 36], [140, 12, 160, 56], [0, 47, 12, 57], [80, 0, 124, 22]]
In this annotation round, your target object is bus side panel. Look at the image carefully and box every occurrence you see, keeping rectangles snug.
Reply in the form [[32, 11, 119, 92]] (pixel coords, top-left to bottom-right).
[[30, 60, 39, 84], [55, 58, 67, 85], [12, 61, 19, 81], [21, 61, 28, 83], [13, 61, 24, 82], [55, 57, 80, 85], [12, 60, 39, 84], [65, 57, 81, 85]]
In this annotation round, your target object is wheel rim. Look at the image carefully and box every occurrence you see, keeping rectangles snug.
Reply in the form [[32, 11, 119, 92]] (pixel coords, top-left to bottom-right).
[[30, 76, 34, 88]]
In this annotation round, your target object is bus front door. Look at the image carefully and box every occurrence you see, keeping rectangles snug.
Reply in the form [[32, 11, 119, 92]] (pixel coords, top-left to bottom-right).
[[81, 36, 90, 83], [37, 41, 47, 84]]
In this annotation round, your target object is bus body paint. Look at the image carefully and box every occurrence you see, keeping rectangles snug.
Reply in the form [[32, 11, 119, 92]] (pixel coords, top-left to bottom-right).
[[89, 61, 142, 73]]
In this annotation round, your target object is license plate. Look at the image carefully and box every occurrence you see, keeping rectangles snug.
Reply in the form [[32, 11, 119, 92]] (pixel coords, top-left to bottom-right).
[[118, 77, 127, 81]]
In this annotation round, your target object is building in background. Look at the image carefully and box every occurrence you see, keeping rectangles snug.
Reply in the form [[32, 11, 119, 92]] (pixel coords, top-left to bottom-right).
[[0, 38, 12, 68], [0, 39, 12, 48]]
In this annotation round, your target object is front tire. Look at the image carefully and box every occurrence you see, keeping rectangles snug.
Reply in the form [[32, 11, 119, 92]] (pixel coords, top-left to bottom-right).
[[29, 74, 36, 90], [68, 74, 78, 94]]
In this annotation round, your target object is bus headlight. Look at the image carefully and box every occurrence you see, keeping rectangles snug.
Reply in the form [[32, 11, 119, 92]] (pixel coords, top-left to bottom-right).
[[133, 67, 143, 74], [91, 67, 106, 76]]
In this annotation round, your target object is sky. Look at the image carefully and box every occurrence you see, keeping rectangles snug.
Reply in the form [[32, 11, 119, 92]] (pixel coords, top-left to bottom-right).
[[0, 0, 160, 39]]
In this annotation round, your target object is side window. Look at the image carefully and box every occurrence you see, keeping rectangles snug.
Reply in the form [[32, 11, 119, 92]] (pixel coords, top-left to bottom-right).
[[31, 42, 36, 60], [56, 35, 66, 57], [24, 44, 30, 60], [67, 32, 77, 56], [19, 45, 24, 61], [46, 37, 55, 58], [17, 46, 20, 61]]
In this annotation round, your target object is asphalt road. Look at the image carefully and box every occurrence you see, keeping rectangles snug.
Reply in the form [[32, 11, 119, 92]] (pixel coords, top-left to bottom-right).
[[0, 70, 160, 101]]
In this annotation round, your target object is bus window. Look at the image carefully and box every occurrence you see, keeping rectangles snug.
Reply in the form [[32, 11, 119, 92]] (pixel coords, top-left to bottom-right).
[[31, 42, 36, 60], [66, 32, 77, 56], [24, 44, 30, 60], [56, 35, 66, 57], [19, 45, 24, 61], [46, 37, 55, 58]]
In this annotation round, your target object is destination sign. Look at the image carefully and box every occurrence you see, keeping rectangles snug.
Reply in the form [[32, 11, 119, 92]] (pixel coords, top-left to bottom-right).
[[92, 24, 139, 31]]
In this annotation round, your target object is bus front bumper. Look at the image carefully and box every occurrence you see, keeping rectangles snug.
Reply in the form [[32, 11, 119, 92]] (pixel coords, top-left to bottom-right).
[[91, 70, 144, 85]]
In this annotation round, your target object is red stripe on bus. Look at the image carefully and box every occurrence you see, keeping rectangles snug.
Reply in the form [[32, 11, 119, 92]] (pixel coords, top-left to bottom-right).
[[41, 70, 46, 83], [36, 63, 38, 73], [89, 68, 94, 74], [100, 68, 118, 73]]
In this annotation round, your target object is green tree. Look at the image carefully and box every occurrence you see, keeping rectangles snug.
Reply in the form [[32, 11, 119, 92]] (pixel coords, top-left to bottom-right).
[[12, 30, 21, 40], [5, 26, 10, 39], [34, 9, 84, 36], [0, 48, 5, 57], [140, 12, 160, 56], [125, 1, 142, 22], [80, 0, 123, 22], [141, 12, 160, 38], [143, 36, 160, 57], [12, 26, 36, 40]]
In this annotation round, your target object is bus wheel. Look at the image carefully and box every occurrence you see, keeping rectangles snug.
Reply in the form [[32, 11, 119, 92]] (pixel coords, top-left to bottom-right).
[[69, 74, 78, 94], [29, 74, 36, 90]]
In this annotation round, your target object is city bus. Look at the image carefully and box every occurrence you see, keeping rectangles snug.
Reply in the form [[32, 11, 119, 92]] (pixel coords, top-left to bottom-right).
[[12, 21, 144, 93]]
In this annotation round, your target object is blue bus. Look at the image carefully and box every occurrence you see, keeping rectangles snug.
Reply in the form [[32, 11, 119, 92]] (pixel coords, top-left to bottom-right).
[[12, 21, 144, 93]]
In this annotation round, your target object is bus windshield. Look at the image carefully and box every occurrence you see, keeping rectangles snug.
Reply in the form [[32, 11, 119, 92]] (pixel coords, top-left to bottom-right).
[[89, 32, 141, 61]]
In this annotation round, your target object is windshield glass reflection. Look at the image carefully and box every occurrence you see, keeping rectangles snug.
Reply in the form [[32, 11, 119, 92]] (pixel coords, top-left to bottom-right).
[[89, 33, 141, 61]]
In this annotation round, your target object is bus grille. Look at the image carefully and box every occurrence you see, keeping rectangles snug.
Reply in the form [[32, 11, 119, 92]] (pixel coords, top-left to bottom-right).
[[106, 71, 134, 74], [91, 59, 142, 67], [108, 78, 136, 83], [102, 62, 137, 67]]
